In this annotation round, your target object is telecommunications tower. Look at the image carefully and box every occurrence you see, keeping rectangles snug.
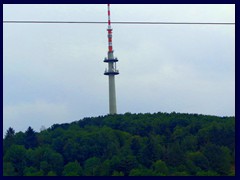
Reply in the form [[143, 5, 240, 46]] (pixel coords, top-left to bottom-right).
[[104, 4, 119, 114]]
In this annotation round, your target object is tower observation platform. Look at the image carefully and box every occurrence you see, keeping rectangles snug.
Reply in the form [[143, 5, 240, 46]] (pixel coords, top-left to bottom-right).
[[104, 57, 119, 75]]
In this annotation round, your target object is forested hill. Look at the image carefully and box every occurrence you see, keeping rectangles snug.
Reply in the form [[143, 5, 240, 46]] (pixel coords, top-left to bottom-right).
[[3, 112, 235, 176]]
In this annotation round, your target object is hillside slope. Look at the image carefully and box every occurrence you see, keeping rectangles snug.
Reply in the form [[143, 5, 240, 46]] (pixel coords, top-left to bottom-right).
[[3, 112, 235, 176]]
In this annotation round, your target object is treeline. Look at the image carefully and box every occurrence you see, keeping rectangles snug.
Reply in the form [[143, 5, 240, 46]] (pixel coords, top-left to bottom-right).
[[3, 112, 235, 176]]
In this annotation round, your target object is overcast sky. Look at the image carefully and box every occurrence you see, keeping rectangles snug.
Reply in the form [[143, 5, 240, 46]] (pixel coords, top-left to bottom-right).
[[3, 4, 235, 134]]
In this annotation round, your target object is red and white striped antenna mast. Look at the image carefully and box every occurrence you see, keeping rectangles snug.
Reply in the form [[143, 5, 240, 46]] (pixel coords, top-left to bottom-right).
[[104, 4, 119, 115], [107, 4, 113, 52]]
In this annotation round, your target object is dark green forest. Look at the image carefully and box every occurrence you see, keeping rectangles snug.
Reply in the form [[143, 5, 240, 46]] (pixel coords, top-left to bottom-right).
[[3, 112, 235, 176]]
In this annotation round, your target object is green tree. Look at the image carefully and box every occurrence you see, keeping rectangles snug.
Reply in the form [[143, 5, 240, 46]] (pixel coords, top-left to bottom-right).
[[4, 127, 16, 154], [25, 148, 36, 168], [52, 137, 65, 154], [130, 136, 141, 155], [48, 149, 64, 175], [117, 155, 138, 176], [97, 159, 111, 176], [172, 126, 187, 141], [31, 146, 64, 175], [38, 130, 52, 146], [203, 144, 231, 175], [108, 155, 121, 175], [62, 161, 83, 176], [40, 161, 51, 175], [184, 159, 201, 175], [62, 139, 79, 162], [112, 171, 124, 176], [165, 142, 185, 166], [24, 127, 38, 149], [152, 160, 169, 175], [3, 162, 17, 176], [47, 171, 57, 176], [5, 127, 15, 136], [4, 145, 27, 176], [181, 135, 197, 152], [140, 135, 163, 167], [14, 132, 26, 146], [187, 151, 209, 171], [84, 157, 101, 176], [24, 167, 44, 176]]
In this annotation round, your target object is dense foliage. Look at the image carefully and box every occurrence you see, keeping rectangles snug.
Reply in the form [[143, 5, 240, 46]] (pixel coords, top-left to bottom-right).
[[3, 112, 235, 176]]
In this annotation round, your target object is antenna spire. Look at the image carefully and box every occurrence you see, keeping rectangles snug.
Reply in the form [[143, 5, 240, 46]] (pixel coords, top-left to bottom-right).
[[107, 4, 113, 52]]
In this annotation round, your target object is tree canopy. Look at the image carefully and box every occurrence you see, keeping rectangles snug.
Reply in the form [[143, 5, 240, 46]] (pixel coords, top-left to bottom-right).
[[3, 112, 235, 176]]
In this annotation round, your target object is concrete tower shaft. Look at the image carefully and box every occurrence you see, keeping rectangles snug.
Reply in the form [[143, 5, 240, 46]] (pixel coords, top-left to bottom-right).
[[104, 4, 119, 115]]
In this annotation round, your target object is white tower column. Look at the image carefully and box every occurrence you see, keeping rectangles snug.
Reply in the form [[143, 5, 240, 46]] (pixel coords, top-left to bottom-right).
[[109, 74, 117, 114], [104, 4, 119, 115]]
